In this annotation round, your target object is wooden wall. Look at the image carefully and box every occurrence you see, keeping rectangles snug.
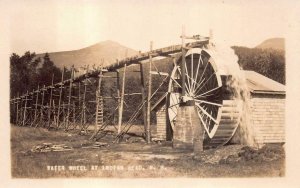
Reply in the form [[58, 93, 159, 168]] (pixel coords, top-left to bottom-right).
[[250, 95, 285, 145], [154, 106, 167, 140]]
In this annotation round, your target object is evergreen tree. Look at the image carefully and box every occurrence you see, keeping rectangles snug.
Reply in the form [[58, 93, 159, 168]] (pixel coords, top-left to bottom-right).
[[10, 51, 41, 97], [38, 53, 62, 86]]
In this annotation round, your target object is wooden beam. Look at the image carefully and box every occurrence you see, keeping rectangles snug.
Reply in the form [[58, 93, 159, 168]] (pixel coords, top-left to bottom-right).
[[72, 100, 76, 129], [81, 71, 88, 130], [56, 67, 64, 129], [118, 65, 126, 134], [65, 66, 74, 130], [47, 74, 54, 128], [150, 71, 169, 76], [16, 93, 19, 125], [115, 70, 120, 125], [181, 26, 187, 96], [139, 63, 147, 137], [22, 91, 28, 126], [33, 85, 40, 126], [76, 81, 81, 130], [37, 85, 46, 128], [146, 41, 153, 143], [18, 95, 23, 126]]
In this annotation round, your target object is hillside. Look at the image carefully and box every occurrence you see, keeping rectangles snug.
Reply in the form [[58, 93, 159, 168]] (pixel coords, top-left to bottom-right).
[[255, 38, 285, 51], [37, 40, 138, 69]]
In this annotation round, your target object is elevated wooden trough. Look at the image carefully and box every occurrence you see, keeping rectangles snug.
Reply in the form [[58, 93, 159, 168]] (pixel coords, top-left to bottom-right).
[[10, 39, 210, 144]]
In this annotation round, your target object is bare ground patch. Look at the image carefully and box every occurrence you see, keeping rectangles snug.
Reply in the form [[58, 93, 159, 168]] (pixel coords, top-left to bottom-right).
[[10, 126, 285, 178]]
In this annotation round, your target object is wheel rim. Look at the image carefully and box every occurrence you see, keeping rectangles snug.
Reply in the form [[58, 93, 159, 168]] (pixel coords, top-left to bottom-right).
[[168, 48, 223, 138]]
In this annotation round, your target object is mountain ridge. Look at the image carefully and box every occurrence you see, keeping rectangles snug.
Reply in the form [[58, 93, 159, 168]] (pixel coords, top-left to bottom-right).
[[255, 38, 284, 51], [36, 40, 138, 69], [36, 38, 284, 69]]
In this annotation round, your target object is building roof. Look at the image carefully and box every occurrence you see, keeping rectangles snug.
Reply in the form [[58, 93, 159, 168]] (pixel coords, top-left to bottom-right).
[[243, 70, 285, 94]]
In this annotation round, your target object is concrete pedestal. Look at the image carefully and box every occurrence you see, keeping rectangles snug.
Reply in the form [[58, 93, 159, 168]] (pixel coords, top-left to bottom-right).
[[173, 104, 204, 153]]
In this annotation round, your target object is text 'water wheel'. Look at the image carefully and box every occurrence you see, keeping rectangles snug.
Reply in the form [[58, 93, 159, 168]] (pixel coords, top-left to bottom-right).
[[167, 48, 241, 148]]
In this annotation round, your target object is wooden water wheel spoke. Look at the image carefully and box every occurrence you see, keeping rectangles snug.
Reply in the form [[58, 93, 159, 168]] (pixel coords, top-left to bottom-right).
[[194, 71, 217, 95], [198, 109, 206, 127], [185, 59, 192, 91], [191, 53, 202, 92], [194, 86, 222, 98], [194, 99, 222, 107], [194, 55, 209, 93], [177, 67, 192, 94], [196, 104, 218, 124]]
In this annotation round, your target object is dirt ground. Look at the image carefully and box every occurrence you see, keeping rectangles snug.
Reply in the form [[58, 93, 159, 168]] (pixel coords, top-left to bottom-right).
[[10, 125, 285, 178]]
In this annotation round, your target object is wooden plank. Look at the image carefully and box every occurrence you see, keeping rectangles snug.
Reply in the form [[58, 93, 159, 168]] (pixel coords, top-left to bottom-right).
[[37, 85, 46, 128], [65, 66, 74, 130], [80, 65, 89, 131], [181, 26, 186, 96], [139, 63, 147, 135], [118, 65, 126, 134], [146, 41, 153, 143], [150, 71, 169, 76], [47, 74, 54, 128], [56, 68, 64, 129], [22, 91, 28, 126], [16, 93, 19, 125], [124, 93, 142, 96], [33, 85, 39, 125]]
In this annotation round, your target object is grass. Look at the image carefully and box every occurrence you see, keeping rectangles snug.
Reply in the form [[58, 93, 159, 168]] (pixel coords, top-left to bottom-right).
[[11, 126, 285, 178]]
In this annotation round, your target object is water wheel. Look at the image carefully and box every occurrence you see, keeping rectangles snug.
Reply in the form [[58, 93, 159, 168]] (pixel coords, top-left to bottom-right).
[[167, 47, 241, 148]]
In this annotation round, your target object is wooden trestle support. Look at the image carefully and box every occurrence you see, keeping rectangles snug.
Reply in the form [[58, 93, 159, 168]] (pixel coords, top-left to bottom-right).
[[10, 36, 241, 148]]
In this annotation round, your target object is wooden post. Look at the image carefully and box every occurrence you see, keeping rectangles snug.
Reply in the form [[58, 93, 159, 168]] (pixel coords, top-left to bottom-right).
[[33, 86, 39, 126], [81, 77, 87, 130], [146, 41, 153, 143], [38, 85, 46, 127], [117, 64, 126, 134], [19, 95, 24, 126], [29, 89, 34, 125], [57, 67, 64, 129], [116, 69, 120, 125], [72, 100, 76, 129], [48, 74, 54, 128], [62, 101, 66, 127], [65, 66, 74, 130], [76, 81, 81, 130], [16, 93, 19, 125], [181, 26, 186, 96], [10, 98, 14, 124], [139, 63, 147, 136], [81, 65, 89, 130], [22, 91, 28, 126], [10, 98, 13, 123]]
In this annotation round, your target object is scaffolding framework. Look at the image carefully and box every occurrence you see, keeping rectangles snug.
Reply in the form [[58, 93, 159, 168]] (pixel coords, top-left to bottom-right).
[[10, 40, 209, 142]]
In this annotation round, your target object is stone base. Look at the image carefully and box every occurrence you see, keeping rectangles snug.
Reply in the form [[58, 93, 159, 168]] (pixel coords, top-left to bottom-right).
[[173, 104, 204, 152]]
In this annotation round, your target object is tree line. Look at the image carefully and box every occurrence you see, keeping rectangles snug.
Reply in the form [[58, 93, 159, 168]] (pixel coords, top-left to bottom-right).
[[10, 52, 72, 98], [232, 46, 285, 84]]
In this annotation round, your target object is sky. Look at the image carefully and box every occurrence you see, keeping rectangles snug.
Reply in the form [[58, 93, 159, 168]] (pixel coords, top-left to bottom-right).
[[2, 0, 296, 54]]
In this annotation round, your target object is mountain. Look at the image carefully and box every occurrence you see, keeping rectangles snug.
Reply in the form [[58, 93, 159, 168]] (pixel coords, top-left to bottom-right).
[[255, 38, 285, 51], [37, 40, 138, 69]]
